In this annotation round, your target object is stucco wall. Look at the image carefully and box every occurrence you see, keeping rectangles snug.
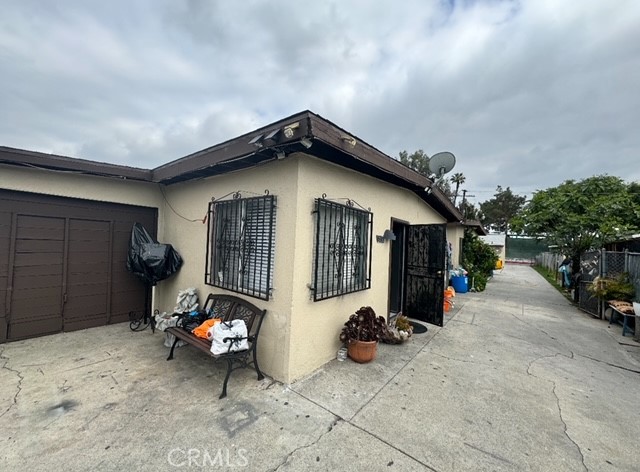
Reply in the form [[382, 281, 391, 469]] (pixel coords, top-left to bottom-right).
[[286, 155, 446, 382], [0, 164, 162, 210], [155, 158, 300, 382], [447, 224, 465, 268]]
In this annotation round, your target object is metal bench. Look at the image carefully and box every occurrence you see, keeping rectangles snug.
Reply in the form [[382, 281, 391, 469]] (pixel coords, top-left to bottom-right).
[[165, 294, 267, 398], [606, 303, 635, 337]]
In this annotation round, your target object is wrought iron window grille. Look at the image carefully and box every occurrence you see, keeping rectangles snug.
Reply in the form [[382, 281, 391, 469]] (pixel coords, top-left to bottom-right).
[[311, 197, 373, 301], [205, 192, 276, 301]]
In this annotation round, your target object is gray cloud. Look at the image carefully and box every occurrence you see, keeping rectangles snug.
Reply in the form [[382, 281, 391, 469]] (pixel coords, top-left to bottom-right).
[[1, 0, 638, 203]]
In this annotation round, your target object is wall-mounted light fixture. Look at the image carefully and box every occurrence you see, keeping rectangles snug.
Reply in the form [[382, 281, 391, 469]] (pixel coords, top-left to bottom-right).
[[376, 229, 396, 243], [275, 150, 286, 160], [424, 185, 432, 195], [283, 122, 300, 138], [300, 137, 313, 149]]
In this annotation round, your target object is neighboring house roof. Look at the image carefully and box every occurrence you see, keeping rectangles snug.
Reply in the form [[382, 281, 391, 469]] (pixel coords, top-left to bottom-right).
[[0, 110, 463, 222], [480, 233, 506, 246], [463, 220, 487, 236]]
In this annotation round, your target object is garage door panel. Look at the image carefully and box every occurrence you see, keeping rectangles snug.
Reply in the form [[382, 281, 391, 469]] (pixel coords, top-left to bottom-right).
[[64, 295, 108, 317], [111, 276, 143, 292], [15, 239, 64, 253], [69, 219, 109, 231], [66, 280, 109, 296], [0, 212, 10, 235], [16, 215, 64, 232], [14, 264, 63, 278], [10, 299, 62, 321], [111, 290, 146, 313], [13, 252, 63, 267], [64, 315, 109, 332], [9, 317, 62, 340], [12, 286, 63, 301], [108, 312, 130, 324], [67, 240, 110, 254], [67, 262, 109, 277], [13, 274, 63, 290], [69, 230, 110, 244]]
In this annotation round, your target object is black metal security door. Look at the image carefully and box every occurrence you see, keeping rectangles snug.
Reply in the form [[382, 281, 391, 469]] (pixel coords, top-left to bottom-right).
[[403, 224, 446, 326]]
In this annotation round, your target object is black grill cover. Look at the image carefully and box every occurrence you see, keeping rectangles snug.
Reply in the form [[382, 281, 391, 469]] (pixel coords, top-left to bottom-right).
[[127, 223, 183, 285]]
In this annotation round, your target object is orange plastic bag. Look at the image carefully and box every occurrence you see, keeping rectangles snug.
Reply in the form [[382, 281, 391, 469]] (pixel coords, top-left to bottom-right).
[[192, 318, 222, 339]]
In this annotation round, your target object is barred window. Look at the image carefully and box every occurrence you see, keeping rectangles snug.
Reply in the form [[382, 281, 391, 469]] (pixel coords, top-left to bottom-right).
[[206, 195, 276, 300], [312, 199, 372, 301]]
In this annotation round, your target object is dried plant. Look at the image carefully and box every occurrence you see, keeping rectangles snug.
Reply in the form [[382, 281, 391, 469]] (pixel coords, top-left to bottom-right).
[[381, 314, 413, 344], [339, 306, 387, 343]]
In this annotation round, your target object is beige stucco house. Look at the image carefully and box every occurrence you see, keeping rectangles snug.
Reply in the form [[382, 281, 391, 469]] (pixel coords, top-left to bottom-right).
[[0, 110, 465, 383]]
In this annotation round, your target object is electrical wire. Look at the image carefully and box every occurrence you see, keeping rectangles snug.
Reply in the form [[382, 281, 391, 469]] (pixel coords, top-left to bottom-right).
[[158, 184, 205, 223]]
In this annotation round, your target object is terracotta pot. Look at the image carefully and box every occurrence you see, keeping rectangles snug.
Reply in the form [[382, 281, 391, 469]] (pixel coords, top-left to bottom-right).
[[347, 339, 378, 363]]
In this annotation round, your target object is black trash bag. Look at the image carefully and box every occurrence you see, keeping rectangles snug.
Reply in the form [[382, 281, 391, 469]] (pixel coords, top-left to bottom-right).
[[127, 223, 183, 286]]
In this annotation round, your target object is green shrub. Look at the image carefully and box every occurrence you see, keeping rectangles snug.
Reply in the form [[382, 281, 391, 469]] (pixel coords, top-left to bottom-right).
[[587, 273, 635, 301], [461, 229, 498, 292]]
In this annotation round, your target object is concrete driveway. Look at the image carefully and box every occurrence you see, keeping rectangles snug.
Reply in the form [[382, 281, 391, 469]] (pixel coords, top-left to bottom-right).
[[1, 264, 639, 471]]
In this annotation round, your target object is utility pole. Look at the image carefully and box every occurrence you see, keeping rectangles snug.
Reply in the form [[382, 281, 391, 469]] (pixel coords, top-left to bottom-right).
[[460, 190, 475, 219]]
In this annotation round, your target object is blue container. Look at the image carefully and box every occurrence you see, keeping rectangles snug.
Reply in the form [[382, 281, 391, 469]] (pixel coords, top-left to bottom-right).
[[450, 275, 468, 294]]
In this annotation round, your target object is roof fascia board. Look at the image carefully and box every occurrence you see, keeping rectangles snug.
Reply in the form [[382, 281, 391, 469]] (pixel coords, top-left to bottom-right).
[[151, 110, 313, 182], [307, 113, 463, 222], [0, 146, 152, 181]]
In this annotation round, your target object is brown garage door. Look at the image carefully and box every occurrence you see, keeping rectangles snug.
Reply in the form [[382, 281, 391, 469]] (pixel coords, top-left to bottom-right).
[[0, 189, 157, 342]]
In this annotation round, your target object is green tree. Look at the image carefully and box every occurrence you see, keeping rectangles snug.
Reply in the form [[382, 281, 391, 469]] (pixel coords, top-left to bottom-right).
[[480, 186, 526, 234], [512, 175, 640, 274], [398, 149, 453, 200], [399, 149, 430, 176], [458, 199, 482, 221], [450, 172, 466, 205]]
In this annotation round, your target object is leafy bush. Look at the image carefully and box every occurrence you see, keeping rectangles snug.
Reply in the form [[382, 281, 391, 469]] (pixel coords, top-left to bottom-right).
[[461, 229, 498, 292]]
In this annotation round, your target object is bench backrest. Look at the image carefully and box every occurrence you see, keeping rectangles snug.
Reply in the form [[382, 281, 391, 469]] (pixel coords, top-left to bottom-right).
[[202, 294, 266, 337]]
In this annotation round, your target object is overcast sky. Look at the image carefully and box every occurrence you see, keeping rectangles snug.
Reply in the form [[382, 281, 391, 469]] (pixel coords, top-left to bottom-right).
[[1, 0, 638, 204]]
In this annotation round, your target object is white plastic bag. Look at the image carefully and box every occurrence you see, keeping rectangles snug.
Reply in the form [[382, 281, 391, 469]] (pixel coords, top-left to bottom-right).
[[174, 287, 199, 313], [210, 320, 249, 355], [154, 312, 186, 348]]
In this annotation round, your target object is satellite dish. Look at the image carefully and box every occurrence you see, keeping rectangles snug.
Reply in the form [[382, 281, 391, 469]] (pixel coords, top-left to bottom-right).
[[427, 151, 456, 178]]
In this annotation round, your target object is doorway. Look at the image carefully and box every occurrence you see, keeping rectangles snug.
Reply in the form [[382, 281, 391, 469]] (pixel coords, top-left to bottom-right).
[[388, 221, 447, 327]]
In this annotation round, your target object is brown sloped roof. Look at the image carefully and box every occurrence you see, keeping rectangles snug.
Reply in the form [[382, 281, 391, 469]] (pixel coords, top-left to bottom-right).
[[0, 146, 152, 181], [0, 110, 464, 222]]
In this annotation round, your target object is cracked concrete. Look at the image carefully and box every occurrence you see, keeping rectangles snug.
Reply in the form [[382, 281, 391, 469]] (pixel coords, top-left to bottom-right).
[[0, 346, 24, 419], [0, 264, 639, 471]]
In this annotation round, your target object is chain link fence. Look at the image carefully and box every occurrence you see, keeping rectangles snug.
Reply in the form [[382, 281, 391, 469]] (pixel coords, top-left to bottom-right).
[[535, 250, 640, 319]]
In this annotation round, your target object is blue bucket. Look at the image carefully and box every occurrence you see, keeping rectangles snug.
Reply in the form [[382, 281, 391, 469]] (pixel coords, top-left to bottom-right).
[[450, 275, 468, 294]]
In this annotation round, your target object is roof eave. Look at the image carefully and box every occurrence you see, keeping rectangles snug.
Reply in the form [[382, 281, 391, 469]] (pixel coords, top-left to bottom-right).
[[0, 146, 153, 181]]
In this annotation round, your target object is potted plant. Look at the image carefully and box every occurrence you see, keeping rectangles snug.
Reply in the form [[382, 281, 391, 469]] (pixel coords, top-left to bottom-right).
[[339, 306, 387, 363], [381, 313, 413, 344]]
